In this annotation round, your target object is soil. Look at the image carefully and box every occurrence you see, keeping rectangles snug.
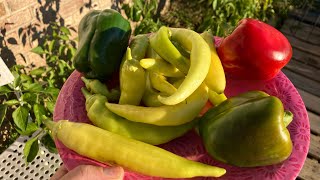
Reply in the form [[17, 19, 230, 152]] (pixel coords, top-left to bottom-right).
[[0, 103, 19, 154]]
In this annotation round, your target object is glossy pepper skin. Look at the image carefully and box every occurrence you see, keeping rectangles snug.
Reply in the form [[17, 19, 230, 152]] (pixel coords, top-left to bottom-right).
[[119, 48, 145, 105], [81, 88, 196, 145], [73, 9, 131, 80], [105, 83, 208, 126], [199, 91, 293, 167], [151, 27, 211, 105], [81, 77, 120, 102], [217, 18, 292, 80], [44, 119, 226, 178]]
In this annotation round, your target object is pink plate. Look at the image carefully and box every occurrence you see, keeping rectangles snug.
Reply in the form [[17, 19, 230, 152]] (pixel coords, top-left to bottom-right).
[[53, 38, 310, 180]]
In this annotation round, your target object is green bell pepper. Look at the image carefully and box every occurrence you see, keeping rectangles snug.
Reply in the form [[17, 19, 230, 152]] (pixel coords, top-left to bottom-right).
[[199, 91, 293, 167], [73, 9, 131, 80]]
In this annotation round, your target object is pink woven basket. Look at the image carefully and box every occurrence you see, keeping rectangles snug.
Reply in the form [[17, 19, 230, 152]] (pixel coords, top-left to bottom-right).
[[53, 37, 310, 180]]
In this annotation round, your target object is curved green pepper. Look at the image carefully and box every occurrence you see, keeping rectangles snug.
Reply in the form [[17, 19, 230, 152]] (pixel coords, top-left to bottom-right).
[[105, 83, 208, 126], [73, 9, 131, 80], [149, 26, 190, 74], [199, 91, 293, 167], [82, 88, 196, 145], [153, 27, 211, 105]]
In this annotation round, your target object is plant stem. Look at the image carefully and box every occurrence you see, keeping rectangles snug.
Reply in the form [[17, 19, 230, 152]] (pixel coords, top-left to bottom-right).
[[208, 90, 227, 106]]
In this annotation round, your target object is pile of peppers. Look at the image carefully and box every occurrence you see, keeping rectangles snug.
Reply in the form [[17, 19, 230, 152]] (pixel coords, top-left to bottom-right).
[[47, 10, 295, 179]]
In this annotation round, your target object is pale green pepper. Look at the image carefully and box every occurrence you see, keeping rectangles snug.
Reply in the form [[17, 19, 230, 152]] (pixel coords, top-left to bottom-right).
[[119, 48, 145, 105], [140, 58, 184, 78], [105, 83, 208, 126], [44, 119, 226, 178], [149, 71, 177, 95], [151, 27, 211, 105]]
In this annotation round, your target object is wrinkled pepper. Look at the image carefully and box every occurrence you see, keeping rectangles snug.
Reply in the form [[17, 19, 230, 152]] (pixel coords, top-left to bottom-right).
[[73, 9, 131, 80], [199, 91, 293, 167], [151, 27, 211, 105], [81, 88, 196, 145], [105, 83, 209, 126], [44, 119, 226, 178], [119, 48, 145, 105]]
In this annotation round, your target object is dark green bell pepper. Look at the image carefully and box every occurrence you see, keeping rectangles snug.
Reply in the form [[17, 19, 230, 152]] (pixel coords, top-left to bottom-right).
[[199, 91, 293, 167], [73, 9, 131, 80]]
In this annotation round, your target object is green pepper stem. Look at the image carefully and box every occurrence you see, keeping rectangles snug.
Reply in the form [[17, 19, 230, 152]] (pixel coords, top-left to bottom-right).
[[283, 110, 293, 127], [42, 118, 55, 132], [81, 77, 91, 88], [81, 87, 92, 100], [208, 90, 227, 106]]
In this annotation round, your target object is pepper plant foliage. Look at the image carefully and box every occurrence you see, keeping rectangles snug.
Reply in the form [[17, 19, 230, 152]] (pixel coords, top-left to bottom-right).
[[122, 0, 162, 35], [121, 0, 293, 37], [0, 23, 76, 163]]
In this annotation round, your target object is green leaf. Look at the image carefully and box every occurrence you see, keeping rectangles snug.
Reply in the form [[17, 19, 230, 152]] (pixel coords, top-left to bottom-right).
[[46, 101, 55, 114], [70, 47, 77, 57], [122, 4, 132, 19], [12, 106, 29, 130], [60, 26, 71, 35], [0, 104, 8, 128], [16, 122, 38, 136], [212, 0, 218, 10], [10, 65, 25, 71], [0, 86, 12, 95], [41, 133, 57, 153], [44, 87, 60, 100], [23, 136, 39, 163], [13, 73, 21, 88], [30, 67, 46, 76], [4, 99, 20, 106], [33, 104, 47, 126], [133, 0, 144, 13], [48, 40, 56, 53], [21, 93, 36, 104], [59, 35, 69, 41], [20, 74, 33, 83], [23, 83, 43, 92], [58, 45, 66, 56], [58, 61, 66, 75], [31, 46, 45, 55]]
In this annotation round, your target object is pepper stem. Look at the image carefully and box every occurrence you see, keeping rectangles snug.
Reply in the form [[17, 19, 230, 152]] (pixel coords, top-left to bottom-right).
[[208, 90, 227, 106], [81, 87, 93, 100], [283, 110, 293, 127], [42, 118, 56, 132], [81, 76, 92, 88]]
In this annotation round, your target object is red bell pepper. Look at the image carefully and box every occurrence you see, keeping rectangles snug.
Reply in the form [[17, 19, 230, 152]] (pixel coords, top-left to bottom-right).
[[217, 18, 292, 80]]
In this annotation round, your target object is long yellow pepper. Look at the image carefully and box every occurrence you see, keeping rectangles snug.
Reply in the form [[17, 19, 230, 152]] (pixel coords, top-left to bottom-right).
[[44, 119, 226, 178]]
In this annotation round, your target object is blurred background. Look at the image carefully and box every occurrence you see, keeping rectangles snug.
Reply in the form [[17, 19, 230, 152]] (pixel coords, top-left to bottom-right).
[[0, 0, 319, 179]]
